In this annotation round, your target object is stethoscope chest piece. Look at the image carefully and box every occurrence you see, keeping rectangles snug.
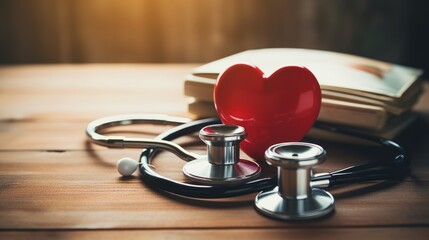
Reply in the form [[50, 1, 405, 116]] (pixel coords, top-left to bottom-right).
[[183, 124, 261, 185], [255, 142, 335, 220]]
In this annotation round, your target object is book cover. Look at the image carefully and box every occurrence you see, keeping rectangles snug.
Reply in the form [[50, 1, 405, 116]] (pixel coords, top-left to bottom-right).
[[191, 48, 423, 101]]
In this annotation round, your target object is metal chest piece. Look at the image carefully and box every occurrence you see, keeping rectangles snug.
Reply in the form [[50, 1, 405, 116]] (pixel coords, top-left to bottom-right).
[[255, 142, 335, 220], [183, 124, 261, 185]]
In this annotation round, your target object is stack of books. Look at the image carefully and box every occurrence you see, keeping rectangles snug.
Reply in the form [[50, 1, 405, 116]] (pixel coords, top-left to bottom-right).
[[184, 48, 424, 139]]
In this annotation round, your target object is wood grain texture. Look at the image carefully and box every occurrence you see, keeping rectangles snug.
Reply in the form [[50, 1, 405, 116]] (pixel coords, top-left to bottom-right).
[[1, 149, 428, 229], [0, 65, 428, 238], [0, 64, 197, 120], [1, 228, 429, 240]]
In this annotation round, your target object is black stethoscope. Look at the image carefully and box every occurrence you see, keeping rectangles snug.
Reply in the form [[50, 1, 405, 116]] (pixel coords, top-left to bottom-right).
[[86, 114, 408, 220]]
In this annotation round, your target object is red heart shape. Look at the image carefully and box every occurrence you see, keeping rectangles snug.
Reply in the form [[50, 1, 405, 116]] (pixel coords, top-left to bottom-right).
[[214, 64, 321, 161]]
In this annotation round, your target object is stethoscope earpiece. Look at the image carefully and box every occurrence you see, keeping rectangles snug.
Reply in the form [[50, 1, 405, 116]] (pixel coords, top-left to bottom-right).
[[117, 157, 139, 177], [255, 142, 335, 220]]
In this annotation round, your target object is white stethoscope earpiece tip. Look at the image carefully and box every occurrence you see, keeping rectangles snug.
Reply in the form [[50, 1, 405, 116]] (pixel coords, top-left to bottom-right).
[[117, 157, 138, 176]]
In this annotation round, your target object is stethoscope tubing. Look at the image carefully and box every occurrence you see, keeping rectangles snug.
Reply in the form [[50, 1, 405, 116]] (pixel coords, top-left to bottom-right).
[[137, 117, 408, 198], [86, 114, 408, 198]]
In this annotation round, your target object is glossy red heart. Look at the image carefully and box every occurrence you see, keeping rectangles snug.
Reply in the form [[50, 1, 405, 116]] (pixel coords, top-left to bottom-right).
[[214, 64, 321, 161]]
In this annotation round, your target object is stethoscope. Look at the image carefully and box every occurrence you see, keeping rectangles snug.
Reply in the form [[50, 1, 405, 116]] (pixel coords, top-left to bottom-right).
[[86, 114, 408, 221]]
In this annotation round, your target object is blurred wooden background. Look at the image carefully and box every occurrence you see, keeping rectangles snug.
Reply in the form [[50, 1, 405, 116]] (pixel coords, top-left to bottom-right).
[[0, 0, 428, 75]]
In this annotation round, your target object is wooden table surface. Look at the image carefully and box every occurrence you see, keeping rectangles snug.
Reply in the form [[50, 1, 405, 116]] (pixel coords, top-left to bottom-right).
[[0, 64, 428, 239]]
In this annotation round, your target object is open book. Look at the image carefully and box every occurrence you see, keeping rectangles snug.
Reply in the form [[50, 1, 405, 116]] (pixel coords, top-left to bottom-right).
[[184, 48, 424, 136]]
